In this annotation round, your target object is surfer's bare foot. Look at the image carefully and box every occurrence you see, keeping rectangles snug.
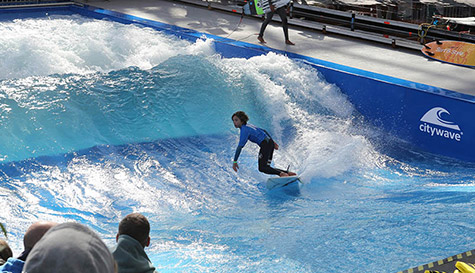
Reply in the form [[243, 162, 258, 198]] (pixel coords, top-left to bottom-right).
[[279, 172, 289, 177], [288, 172, 297, 176], [285, 40, 295, 45], [258, 36, 266, 44]]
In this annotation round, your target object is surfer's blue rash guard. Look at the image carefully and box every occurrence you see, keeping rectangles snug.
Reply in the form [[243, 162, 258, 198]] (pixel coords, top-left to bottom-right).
[[234, 124, 269, 162]]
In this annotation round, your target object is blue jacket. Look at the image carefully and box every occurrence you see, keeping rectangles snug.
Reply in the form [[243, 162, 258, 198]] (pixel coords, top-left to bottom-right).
[[234, 124, 271, 162], [238, 124, 269, 147], [0, 257, 24, 273], [111, 235, 157, 273]]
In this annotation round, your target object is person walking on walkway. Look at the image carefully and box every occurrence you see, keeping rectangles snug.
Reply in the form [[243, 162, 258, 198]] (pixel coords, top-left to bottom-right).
[[257, 0, 295, 45]]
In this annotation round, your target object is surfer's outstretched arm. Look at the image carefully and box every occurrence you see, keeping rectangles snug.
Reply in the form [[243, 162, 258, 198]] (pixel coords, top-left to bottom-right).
[[233, 146, 243, 172]]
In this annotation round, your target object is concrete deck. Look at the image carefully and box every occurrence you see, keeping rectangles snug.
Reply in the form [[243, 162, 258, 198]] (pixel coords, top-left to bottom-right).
[[80, 0, 475, 95]]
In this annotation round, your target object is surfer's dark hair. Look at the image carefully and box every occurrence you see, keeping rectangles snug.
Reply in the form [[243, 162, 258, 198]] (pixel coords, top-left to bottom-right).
[[232, 111, 249, 125]]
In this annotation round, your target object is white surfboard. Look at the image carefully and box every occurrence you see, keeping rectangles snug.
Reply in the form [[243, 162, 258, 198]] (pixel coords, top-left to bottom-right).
[[266, 176, 302, 190]]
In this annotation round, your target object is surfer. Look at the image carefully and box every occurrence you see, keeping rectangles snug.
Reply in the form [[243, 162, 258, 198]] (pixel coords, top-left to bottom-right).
[[232, 111, 296, 177], [257, 0, 295, 45]]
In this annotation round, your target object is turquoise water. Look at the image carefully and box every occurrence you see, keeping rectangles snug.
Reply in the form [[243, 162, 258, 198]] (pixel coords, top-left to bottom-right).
[[0, 15, 474, 273]]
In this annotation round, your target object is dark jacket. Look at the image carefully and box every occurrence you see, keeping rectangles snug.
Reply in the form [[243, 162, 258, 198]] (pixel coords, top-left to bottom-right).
[[111, 234, 158, 273]]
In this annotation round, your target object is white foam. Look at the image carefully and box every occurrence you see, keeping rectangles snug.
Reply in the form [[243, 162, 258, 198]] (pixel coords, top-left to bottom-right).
[[0, 14, 380, 179], [0, 15, 215, 79], [218, 52, 380, 179]]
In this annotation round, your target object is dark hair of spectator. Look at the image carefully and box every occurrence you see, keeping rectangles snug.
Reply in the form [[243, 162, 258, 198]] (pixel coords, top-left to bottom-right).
[[118, 213, 150, 247]]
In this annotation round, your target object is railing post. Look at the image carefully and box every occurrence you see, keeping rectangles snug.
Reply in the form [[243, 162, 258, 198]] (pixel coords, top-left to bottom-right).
[[350, 11, 355, 31]]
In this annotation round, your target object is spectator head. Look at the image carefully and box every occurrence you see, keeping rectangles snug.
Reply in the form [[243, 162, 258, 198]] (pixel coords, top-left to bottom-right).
[[0, 239, 12, 265], [24, 222, 116, 273], [23, 221, 58, 251], [117, 213, 150, 248]]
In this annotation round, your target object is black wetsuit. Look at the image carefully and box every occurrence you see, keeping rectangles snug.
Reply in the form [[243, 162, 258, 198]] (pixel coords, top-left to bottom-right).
[[258, 137, 287, 175]]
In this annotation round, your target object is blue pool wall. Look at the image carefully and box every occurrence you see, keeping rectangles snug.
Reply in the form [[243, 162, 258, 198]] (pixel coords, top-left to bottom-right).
[[2, 3, 475, 163]]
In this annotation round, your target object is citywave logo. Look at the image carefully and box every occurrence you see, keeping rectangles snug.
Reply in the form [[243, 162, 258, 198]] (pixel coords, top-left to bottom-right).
[[419, 107, 463, 142]]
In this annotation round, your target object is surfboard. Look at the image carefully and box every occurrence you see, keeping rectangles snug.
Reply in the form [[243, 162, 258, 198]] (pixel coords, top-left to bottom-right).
[[266, 176, 302, 190], [421, 40, 475, 68]]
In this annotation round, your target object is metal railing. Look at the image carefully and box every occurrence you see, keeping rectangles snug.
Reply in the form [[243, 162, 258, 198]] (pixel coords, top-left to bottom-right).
[[292, 3, 475, 43]]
